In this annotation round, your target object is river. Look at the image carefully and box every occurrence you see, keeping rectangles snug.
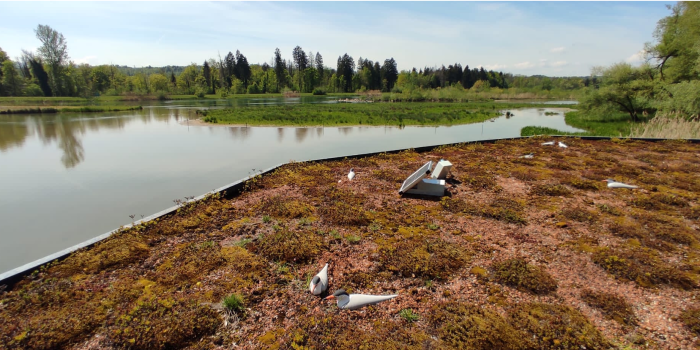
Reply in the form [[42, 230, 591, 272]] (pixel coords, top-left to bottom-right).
[[0, 98, 582, 275]]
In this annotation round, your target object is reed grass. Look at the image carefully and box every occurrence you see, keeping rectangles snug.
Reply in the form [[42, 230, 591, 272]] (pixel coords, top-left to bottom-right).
[[629, 113, 700, 139]]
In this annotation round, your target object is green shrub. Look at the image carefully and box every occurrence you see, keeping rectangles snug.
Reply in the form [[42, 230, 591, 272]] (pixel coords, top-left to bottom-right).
[[312, 88, 327, 95]]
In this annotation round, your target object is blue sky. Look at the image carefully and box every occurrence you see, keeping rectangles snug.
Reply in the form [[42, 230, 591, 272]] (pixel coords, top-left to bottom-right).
[[0, 1, 674, 76]]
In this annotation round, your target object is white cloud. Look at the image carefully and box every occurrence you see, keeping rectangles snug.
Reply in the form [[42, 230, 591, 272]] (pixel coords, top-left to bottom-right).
[[514, 61, 535, 69], [73, 55, 97, 64], [626, 50, 645, 64], [550, 47, 566, 53], [551, 60, 568, 67], [478, 64, 508, 70]]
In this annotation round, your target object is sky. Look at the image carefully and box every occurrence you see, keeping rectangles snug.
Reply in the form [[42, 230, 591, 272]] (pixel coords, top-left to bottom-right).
[[0, 1, 675, 77]]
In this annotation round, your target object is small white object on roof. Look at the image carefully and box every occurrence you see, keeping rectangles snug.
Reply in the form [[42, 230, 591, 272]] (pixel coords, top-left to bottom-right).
[[404, 178, 446, 196], [399, 161, 445, 196], [558, 141, 568, 148], [542, 141, 555, 146], [431, 159, 452, 179], [348, 168, 355, 181], [399, 161, 432, 194]]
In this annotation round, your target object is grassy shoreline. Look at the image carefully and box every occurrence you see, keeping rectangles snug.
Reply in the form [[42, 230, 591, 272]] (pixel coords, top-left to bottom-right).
[[198, 101, 572, 127], [0, 105, 143, 114], [521, 111, 652, 137]]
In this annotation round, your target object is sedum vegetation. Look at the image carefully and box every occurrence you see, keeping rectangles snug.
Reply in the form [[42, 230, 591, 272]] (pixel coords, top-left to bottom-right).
[[1, 138, 700, 349]]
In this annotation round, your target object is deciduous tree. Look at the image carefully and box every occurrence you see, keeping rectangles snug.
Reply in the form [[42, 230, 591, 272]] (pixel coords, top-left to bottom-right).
[[34, 24, 69, 96], [2, 60, 23, 96]]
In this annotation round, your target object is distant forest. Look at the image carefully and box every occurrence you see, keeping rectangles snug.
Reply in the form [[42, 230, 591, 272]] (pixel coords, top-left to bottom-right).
[[0, 25, 590, 98]]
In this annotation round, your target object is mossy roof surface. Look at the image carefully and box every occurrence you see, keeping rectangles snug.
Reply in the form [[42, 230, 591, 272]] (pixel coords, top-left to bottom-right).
[[2, 137, 700, 349]]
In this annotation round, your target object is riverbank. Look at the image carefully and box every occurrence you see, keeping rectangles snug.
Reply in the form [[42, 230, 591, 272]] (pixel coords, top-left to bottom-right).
[[2, 137, 699, 349], [197, 101, 573, 127], [0, 105, 143, 114], [521, 111, 653, 137]]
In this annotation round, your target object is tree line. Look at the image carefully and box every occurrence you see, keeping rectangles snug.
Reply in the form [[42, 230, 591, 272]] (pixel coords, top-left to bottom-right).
[[0, 24, 585, 98]]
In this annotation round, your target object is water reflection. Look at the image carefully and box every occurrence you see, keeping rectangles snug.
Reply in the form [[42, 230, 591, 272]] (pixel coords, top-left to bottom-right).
[[228, 126, 251, 141], [277, 128, 284, 143], [0, 116, 29, 151], [295, 128, 309, 143], [0, 109, 176, 168]]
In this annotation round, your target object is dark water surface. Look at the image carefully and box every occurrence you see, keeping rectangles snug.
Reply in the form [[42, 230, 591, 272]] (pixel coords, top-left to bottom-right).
[[0, 102, 582, 274]]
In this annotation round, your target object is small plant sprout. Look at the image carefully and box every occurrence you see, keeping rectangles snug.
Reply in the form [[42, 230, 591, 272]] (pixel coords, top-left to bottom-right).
[[330, 229, 341, 240], [262, 215, 271, 223], [346, 235, 361, 244], [223, 293, 245, 313], [427, 223, 439, 230], [399, 308, 419, 322], [129, 214, 135, 222]]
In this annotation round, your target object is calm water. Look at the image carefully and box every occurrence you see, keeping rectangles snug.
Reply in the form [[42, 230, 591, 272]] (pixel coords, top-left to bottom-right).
[[0, 103, 582, 274]]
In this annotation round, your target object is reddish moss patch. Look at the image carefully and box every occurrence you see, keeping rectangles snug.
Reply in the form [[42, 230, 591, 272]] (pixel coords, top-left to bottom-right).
[[508, 303, 611, 350], [492, 258, 558, 294], [256, 196, 314, 219], [581, 289, 638, 326], [680, 307, 700, 336], [593, 247, 695, 289], [251, 227, 320, 263], [376, 227, 467, 280], [530, 183, 571, 197], [431, 302, 532, 350], [109, 297, 220, 350]]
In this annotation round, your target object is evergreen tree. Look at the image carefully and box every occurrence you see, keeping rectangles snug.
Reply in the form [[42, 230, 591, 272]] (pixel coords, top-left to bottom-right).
[[202, 61, 211, 92], [292, 46, 308, 91], [224, 51, 236, 88], [381, 58, 399, 91], [28, 58, 52, 96], [235, 50, 251, 88], [315, 52, 324, 82], [336, 54, 354, 92], [274, 48, 285, 91]]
